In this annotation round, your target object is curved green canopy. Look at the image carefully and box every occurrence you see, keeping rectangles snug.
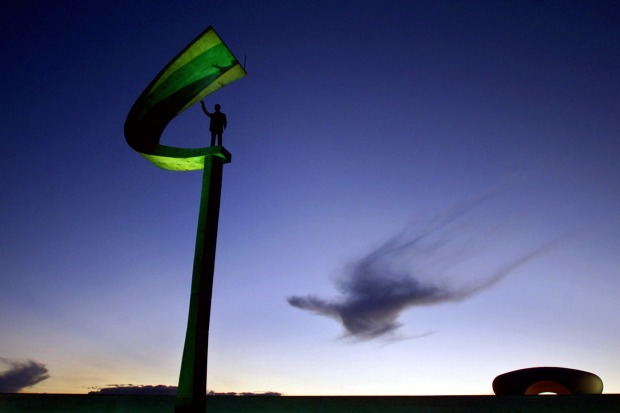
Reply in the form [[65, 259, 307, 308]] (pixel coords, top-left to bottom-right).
[[124, 26, 246, 170]]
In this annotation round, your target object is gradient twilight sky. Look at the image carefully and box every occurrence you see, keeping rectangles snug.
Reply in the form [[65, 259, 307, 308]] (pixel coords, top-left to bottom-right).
[[1, 0, 619, 395]]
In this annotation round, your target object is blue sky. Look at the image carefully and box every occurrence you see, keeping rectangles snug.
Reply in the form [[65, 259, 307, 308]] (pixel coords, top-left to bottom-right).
[[1, 0, 619, 395]]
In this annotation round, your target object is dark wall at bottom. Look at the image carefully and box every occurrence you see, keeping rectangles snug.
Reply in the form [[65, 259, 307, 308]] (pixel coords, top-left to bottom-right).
[[1, 394, 619, 413]]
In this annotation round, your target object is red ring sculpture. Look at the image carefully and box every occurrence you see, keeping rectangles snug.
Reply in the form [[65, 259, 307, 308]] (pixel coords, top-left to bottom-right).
[[493, 367, 603, 395]]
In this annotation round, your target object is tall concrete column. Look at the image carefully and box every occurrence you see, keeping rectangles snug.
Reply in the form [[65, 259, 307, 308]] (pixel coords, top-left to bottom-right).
[[175, 147, 231, 413]]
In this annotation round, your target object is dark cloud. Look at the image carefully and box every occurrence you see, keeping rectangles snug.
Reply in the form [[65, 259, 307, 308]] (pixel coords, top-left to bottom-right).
[[288, 204, 551, 341], [0, 358, 50, 393]]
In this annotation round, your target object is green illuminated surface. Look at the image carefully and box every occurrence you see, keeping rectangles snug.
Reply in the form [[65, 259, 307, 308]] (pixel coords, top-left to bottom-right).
[[140, 146, 231, 170], [124, 26, 246, 170]]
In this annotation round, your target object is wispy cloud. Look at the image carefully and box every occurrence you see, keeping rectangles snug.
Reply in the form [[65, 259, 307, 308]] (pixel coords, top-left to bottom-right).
[[288, 202, 550, 341], [0, 358, 50, 393]]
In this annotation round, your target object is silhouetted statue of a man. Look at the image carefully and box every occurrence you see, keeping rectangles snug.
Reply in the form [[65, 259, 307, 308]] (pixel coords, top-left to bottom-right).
[[200, 100, 227, 146]]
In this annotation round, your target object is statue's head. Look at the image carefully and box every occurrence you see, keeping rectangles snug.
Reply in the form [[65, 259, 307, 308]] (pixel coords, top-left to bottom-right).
[[214, 104, 221, 111]]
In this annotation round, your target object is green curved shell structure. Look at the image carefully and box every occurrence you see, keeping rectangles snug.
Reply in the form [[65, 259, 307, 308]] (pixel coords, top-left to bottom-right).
[[124, 26, 246, 170]]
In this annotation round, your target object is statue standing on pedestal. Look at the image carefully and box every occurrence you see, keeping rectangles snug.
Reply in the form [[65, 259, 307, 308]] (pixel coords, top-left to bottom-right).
[[201, 101, 227, 146]]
